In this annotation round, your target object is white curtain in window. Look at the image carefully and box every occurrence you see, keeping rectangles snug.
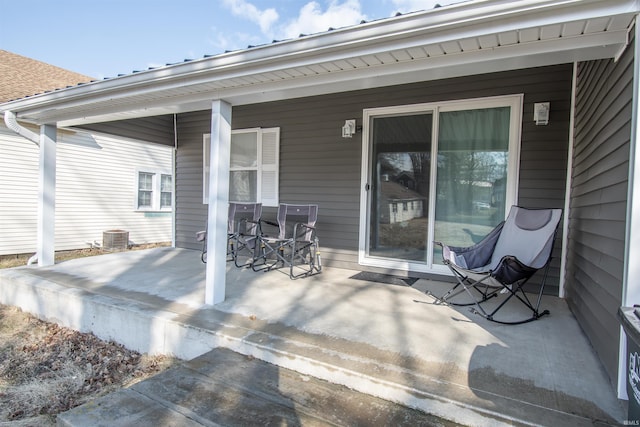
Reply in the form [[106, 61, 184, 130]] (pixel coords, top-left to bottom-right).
[[438, 107, 510, 151], [435, 106, 510, 247]]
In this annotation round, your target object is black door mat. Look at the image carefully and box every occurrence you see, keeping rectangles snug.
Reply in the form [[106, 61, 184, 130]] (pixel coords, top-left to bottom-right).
[[350, 271, 418, 287]]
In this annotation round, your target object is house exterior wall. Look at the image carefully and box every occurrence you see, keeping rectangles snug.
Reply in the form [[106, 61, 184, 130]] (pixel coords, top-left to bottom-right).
[[175, 64, 572, 290], [386, 200, 424, 224], [175, 112, 210, 252], [0, 124, 39, 255], [0, 124, 173, 255], [566, 39, 635, 383], [79, 115, 175, 146]]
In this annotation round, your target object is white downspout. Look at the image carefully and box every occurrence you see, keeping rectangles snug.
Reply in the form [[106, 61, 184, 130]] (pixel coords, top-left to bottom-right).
[[4, 111, 40, 264], [172, 114, 177, 248], [4, 110, 39, 146]]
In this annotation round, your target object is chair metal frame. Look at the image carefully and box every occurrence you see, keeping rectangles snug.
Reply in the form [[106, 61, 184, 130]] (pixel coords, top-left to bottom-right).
[[196, 202, 262, 266], [252, 203, 322, 279], [228, 202, 263, 267], [432, 206, 562, 325]]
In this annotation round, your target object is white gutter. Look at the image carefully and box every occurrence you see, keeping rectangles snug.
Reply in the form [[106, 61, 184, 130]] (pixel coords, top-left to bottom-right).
[[4, 110, 39, 146]]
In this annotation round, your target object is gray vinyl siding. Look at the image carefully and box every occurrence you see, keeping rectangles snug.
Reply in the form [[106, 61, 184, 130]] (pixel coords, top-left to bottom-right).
[[566, 39, 635, 383], [176, 64, 572, 286], [175, 112, 209, 250], [80, 115, 175, 146]]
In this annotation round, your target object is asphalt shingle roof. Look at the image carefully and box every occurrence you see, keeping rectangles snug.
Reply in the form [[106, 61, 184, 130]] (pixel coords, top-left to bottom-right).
[[0, 50, 93, 103]]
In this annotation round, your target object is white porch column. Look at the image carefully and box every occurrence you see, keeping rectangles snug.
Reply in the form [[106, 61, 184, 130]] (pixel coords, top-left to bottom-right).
[[205, 100, 232, 305], [38, 124, 57, 266], [620, 19, 640, 399]]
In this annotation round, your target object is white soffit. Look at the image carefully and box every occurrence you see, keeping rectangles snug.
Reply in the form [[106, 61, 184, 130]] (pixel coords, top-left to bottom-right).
[[1, 0, 638, 127]]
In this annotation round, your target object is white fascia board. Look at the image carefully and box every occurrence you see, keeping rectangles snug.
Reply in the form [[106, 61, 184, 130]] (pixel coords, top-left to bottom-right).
[[21, 22, 631, 127], [215, 39, 624, 104], [2, 0, 638, 125], [2, 8, 631, 115], [57, 40, 623, 127], [52, 25, 628, 126]]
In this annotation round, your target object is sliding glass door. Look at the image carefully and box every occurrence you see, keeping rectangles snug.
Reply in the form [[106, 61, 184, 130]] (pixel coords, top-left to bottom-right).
[[359, 96, 522, 273], [368, 113, 432, 261]]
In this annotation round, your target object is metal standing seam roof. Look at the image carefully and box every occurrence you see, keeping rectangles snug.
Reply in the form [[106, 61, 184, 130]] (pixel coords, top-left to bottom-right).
[[1, 0, 638, 127]]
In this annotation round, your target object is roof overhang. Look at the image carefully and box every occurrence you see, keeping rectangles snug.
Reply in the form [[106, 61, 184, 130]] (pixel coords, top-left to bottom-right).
[[1, 0, 638, 127]]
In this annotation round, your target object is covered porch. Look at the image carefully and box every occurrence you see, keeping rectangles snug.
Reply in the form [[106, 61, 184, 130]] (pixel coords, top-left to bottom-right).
[[0, 247, 624, 425], [2, 0, 640, 402]]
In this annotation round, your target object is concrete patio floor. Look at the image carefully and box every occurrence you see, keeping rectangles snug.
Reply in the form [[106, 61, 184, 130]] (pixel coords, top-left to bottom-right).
[[0, 247, 626, 426]]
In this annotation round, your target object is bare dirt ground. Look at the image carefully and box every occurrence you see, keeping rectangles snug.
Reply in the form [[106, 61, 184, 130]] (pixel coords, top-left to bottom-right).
[[0, 242, 170, 270], [0, 244, 177, 426], [0, 304, 177, 426]]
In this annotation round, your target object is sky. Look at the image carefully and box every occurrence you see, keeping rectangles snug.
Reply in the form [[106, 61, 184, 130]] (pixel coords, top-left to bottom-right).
[[1, 0, 455, 80]]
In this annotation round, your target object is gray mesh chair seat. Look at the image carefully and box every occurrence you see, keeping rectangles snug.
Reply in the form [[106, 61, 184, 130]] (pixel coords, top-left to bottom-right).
[[433, 205, 562, 324], [252, 203, 322, 279], [196, 202, 262, 266]]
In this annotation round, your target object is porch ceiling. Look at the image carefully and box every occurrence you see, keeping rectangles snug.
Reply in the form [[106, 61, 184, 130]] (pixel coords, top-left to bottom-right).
[[0, 0, 638, 127]]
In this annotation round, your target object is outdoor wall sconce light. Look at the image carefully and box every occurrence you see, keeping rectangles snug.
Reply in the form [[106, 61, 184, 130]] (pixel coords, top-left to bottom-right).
[[341, 119, 361, 138], [534, 102, 550, 125]]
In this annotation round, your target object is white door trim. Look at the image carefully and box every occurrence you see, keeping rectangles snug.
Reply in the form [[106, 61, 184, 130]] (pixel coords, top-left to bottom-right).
[[358, 94, 523, 274]]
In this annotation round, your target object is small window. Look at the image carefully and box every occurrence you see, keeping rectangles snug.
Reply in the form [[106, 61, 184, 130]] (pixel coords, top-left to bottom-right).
[[137, 171, 172, 211], [138, 172, 154, 209], [160, 174, 172, 209], [203, 127, 279, 206]]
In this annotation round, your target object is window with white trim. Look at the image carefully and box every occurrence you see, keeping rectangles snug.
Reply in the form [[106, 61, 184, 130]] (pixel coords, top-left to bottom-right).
[[136, 171, 172, 211], [203, 127, 279, 207], [160, 174, 172, 208]]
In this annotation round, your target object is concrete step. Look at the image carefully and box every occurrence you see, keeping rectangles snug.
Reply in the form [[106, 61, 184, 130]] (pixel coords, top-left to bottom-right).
[[57, 347, 454, 427], [4, 267, 618, 426]]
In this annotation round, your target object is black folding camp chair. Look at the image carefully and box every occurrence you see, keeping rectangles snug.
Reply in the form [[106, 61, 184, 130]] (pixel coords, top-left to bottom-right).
[[431, 206, 562, 324], [252, 203, 322, 279], [196, 202, 262, 266], [228, 202, 262, 267]]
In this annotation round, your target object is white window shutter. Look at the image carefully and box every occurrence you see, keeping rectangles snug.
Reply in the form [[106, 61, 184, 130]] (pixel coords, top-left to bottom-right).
[[260, 127, 279, 207]]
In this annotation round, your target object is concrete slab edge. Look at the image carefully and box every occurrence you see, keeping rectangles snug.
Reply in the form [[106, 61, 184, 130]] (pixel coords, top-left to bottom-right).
[[0, 269, 594, 427]]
